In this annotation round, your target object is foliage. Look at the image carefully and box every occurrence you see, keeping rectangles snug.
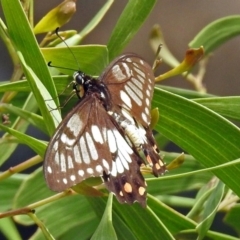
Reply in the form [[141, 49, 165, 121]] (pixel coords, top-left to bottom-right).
[[0, 0, 240, 239]]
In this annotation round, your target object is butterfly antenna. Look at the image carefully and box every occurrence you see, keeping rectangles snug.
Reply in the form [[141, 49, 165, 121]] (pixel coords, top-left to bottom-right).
[[152, 44, 162, 72], [48, 61, 78, 72], [55, 27, 81, 71]]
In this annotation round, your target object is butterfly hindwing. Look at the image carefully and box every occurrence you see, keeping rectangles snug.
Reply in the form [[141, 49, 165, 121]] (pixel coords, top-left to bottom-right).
[[100, 53, 155, 127]]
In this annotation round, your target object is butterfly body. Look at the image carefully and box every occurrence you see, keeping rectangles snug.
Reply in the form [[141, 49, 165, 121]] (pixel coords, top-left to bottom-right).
[[44, 53, 166, 207]]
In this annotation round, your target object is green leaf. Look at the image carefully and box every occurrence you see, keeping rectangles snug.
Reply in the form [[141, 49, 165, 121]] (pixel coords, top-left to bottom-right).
[[175, 230, 239, 240], [147, 195, 196, 234], [147, 153, 213, 196], [0, 124, 47, 157], [189, 15, 240, 55], [194, 96, 240, 121], [79, 0, 114, 40], [0, 218, 21, 240], [0, 173, 26, 212], [160, 85, 214, 99], [196, 181, 225, 240], [41, 45, 108, 76], [18, 52, 61, 135], [153, 87, 240, 198], [87, 196, 138, 240], [225, 204, 240, 235], [0, 123, 47, 157], [0, 93, 39, 165], [91, 194, 117, 240], [107, 0, 157, 60], [13, 169, 98, 239], [112, 198, 175, 240], [0, 81, 30, 92], [1, 0, 58, 104], [0, 103, 47, 134]]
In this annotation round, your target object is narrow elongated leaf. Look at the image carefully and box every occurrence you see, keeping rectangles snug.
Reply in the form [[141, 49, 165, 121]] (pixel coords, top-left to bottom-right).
[[112, 199, 175, 240], [189, 15, 240, 55], [224, 205, 240, 235], [196, 181, 225, 240], [0, 218, 21, 240], [0, 103, 47, 134], [153, 87, 240, 198], [194, 96, 240, 121], [0, 123, 47, 157], [1, 0, 58, 104], [0, 173, 26, 212], [0, 81, 30, 92], [91, 194, 117, 240], [79, 0, 114, 40], [18, 52, 61, 135], [87, 196, 138, 240], [0, 93, 38, 165], [107, 0, 157, 60]]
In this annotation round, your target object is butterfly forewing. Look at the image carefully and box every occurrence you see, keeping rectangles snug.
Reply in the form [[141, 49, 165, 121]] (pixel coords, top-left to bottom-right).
[[44, 94, 147, 206], [100, 54, 155, 127]]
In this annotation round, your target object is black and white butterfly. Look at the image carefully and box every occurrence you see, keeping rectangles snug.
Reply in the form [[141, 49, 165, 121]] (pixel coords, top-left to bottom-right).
[[43, 53, 166, 207]]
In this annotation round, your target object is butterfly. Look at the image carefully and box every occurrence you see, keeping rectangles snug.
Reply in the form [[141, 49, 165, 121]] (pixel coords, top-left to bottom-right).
[[43, 53, 166, 207]]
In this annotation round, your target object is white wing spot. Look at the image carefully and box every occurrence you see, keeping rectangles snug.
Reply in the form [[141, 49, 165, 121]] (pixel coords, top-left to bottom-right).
[[115, 157, 124, 174], [102, 127, 107, 142], [60, 153, 66, 172], [53, 141, 58, 151], [54, 151, 60, 165], [70, 175, 76, 181], [73, 145, 82, 163], [133, 66, 145, 78], [111, 161, 117, 177], [148, 83, 152, 91], [68, 155, 74, 169], [132, 77, 143, 90], [112, 65, 126, 81], [146, 89, 150, 97], [118, 149, 130, 170], [114, 130, 133, 155], [91, 125, 104, 144], [61, 133, 75, 146], [96, 165, 103, 173], [145, 107, 150, 115], [127, 81, 143, 99], [124, 85, 142, 106], [60, 133, 67, 143], [125, 58, 132, 62], [86, 132, 98, 160], [80, 136, 90, 164], [47, 166, 52, 174], [141, 112, 148, 123], [66, 114, 82, 137], [102, 159, 110, 171], [146, 98, 150, 106], [107, 130, 117, 153], [120, 90, 132, 108], [87, 168, 94, 174], [78, 170, 84, 177], [140, 59, 144, 65], [122, 62, 132, 78], [63, 178, 68, 184], [136, 74, 145, 83]]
